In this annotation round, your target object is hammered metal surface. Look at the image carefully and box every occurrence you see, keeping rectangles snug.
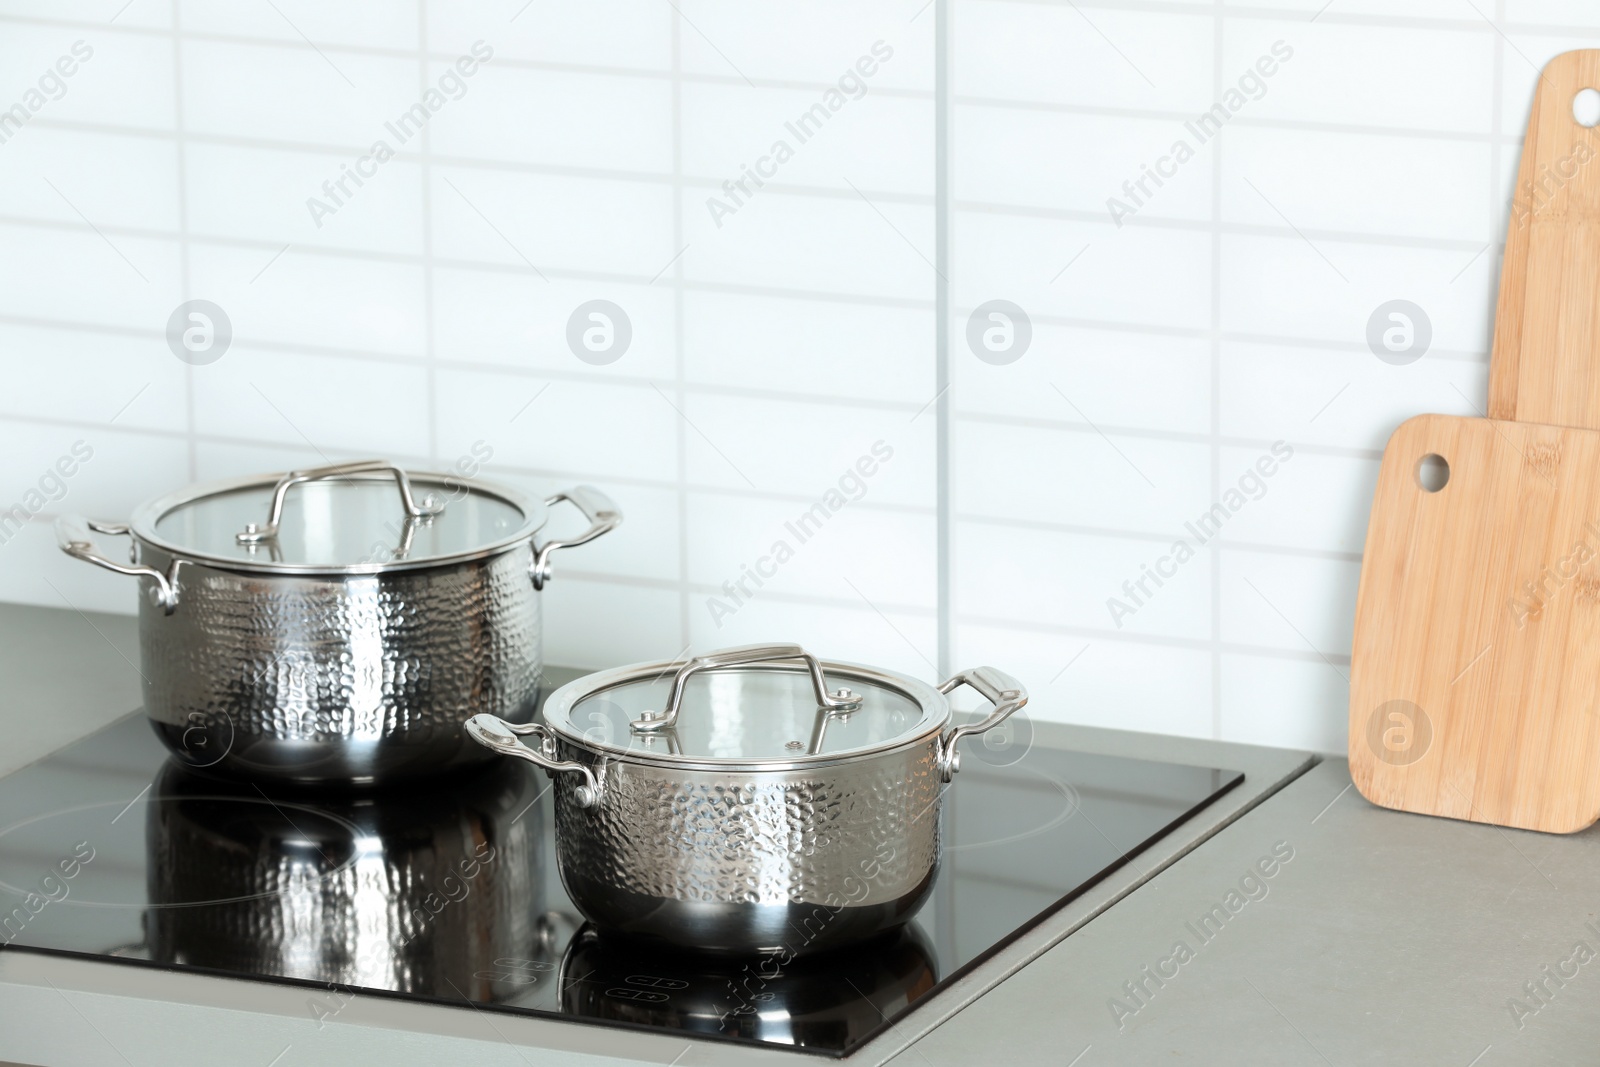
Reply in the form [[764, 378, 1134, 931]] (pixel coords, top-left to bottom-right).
[[549, 737, 944, 953], [136, 543, 542, 785], [145, 761, 550, 999]]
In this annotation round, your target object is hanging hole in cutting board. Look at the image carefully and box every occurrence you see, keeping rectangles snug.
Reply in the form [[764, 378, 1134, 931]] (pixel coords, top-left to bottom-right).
[[1574, 87, 1600, 127], [1415, 453, 1449, 493]]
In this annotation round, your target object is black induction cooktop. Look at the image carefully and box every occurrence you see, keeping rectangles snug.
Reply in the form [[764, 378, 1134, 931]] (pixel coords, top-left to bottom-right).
[[0, 695, 1241, 1058]]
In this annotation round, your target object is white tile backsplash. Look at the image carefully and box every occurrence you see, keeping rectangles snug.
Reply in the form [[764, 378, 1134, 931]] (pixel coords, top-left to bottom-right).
[[185, 142, 426, 255], [954, 214, 1213, 330], [953, 3, 1215, 113], [427, 166, 678, 278], [180, 40, 419, 146], [681, 291, 934, 403], [186, 242, 428, 357], [427, 1, 674, 73], [0, 3, 1551, 756], [178, 0, 421, 51], [0, 127, 181, 233]]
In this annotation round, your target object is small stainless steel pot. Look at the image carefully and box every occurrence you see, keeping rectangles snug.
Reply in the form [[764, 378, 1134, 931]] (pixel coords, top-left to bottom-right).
[[466, 643, 1026, 955], [57, 459, 620, 787]]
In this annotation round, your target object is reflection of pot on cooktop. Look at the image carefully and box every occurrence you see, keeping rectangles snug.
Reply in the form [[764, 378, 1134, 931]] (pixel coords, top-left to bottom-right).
[[146, 758, 554, 1000], [558, 923, 938, 1048]]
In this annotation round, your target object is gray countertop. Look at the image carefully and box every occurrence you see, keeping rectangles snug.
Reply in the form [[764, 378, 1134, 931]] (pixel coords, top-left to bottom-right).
[[0, 602, 1595, 1065]]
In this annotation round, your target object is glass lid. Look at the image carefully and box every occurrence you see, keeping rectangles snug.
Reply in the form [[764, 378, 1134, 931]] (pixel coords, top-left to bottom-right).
[[543, 645, 947, 766], [130, 460, 543, 573]]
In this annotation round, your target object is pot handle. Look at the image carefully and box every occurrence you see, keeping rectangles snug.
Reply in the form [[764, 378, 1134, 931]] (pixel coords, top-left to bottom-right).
[[464, 714, 603, 808], [629, 643, 863, 733], [55, 516, 181, 614], [236, 459, 445, 544], [936, 667, 1028, 781], [531, 485, 622, 590]]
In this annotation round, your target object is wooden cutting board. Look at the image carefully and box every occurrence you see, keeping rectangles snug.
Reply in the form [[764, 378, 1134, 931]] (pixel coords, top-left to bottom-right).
[[1349, 50, 1600, 833]]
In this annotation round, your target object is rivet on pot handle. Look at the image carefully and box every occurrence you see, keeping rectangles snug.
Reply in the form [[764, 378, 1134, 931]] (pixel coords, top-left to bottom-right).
[[465, 714, 603, 808], [237, 459, 445, 544], [56, 516, 182, 614], [531, 485, 622, 590], [630, 643, 863, 733], [936, 667, 1029, 782]]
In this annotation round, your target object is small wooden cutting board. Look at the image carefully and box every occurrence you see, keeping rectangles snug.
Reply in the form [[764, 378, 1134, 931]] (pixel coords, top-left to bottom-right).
[[1350, 50, 1600, 833]]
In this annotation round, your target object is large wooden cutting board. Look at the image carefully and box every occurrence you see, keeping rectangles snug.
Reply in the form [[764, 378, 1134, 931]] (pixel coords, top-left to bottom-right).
[[1350, 415, 1600, 832], [1349, 50, 1600, 833]]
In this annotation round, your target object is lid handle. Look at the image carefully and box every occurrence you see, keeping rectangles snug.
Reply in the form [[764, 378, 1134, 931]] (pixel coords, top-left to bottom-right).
[[236, 460, 445, 544], [630, 643, 863, 734]]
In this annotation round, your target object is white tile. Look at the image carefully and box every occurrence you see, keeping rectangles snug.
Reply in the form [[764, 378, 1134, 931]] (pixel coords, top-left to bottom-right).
[[185, 142, 426, 255], [688, 592, 940, 684], [426, 0, 674, 73], [954, 214, 1212, 331], [955, 105, 1214, 221], [1237, 0, 1469, 15], [1503, 0, 1600, 25], [682, 81, 934, 198], [185, 242, 427, 357], [1222, 20, 1494, 134], [954, 4, 1215, 113], [681, 394, 934, 505], [1220, 652, 1346, 753], [0, 224, 182, 329], [0, 127, 180, 233], [956, 521, 1212, 641], [1219, 233, 1495, 355], [428, 166, 677, 278], [475, 468, 680, 584], [434, 367, 681, 484], [956, 621, 1215, 739], [429, 64, 674, 174], [1215, 444, 1377, 555], [677, 0, 933, 92], [542, 577, 684, 669], [0, 323, 186, 433], [181, 40, 418, 146], [1221, 549, 1360, 657], [684, 186, 935, 302], [190, 349, 431, 458], [191, 439, 329, 482], [685, 489, 936, 610], [682, 291, 934, 405], [1220, 339, 1485, 450], [432, 266, 677, 379], [0, 421, 187, 524], [952, 322, 1211, 434], [1221, 125, 1494, 244], [178, 0, 420, 50], [0, 1, 170, 28], [957, 422, 1210, 534], [2, 30, 174, 133]]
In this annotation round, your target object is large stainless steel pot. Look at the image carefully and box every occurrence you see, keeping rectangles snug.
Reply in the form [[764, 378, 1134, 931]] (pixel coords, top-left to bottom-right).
[[466, 643, 1027, 955], [56, 459, 620, 787]]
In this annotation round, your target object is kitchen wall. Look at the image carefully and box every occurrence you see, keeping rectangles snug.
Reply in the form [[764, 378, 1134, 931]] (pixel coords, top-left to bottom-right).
[[0, 0, 1591, 754]]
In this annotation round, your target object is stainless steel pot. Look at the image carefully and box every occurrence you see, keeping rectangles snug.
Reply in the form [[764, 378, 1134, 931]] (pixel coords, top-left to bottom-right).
[[57, 459, 620, 787], [466, 643, 1027, 955]]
